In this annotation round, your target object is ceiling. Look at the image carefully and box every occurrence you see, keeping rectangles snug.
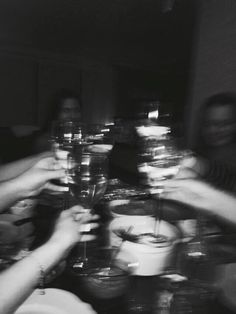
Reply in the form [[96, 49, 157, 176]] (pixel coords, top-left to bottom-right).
[[0, 0, 196, 68]]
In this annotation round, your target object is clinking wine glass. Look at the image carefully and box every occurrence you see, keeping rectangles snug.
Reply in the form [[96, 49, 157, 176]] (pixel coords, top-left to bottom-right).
[[137, 124, 207, 278], [50, 121, 91, 209], [137, 125, 184, 236], [67, 152, 108, 272]]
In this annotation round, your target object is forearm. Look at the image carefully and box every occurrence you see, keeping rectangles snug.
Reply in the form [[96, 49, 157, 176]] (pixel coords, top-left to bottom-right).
[[0, 179, 24, 212], [163, 178, 236, 227], [205, 189, 236, 225], [0, 152, 51, 182], [0, 237, 74, 314]]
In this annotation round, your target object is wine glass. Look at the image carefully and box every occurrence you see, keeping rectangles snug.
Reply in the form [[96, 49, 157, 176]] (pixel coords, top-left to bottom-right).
[[136, 125, 184, 236], [67, 152, 108, 272], [50, 121, 91, 209]]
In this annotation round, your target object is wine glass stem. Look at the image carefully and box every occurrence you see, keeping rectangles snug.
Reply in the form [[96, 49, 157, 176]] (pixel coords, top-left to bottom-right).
[[83, 241, 87, 261], [154, 193, 162, 236]]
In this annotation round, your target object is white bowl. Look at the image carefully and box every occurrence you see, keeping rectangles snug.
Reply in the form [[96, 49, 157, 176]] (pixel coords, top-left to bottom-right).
[[109, 216, 155, 246], [109, 216, 179, 276]]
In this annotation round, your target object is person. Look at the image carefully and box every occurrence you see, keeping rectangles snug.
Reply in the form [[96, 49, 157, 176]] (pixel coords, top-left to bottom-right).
[[33, 89, 82, 153], [46, 89, 82, 123], [0, 152, 98, 314], [187, 93, 236, 193], [195, 92, 236, 171]]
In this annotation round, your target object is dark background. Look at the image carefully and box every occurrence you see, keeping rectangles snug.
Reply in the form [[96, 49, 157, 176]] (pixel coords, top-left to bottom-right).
[[0, 0, 196, 127]]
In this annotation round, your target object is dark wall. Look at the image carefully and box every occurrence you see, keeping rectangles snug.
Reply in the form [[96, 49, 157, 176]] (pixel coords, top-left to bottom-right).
[[187, 0, 236, 146], [0, 49, 115, 127]]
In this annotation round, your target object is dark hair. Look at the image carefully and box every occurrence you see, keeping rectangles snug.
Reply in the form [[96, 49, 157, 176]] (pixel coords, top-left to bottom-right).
[[43, 89, 82, 131], [194, 92, 236, 153], [203, 92, 236, 110]]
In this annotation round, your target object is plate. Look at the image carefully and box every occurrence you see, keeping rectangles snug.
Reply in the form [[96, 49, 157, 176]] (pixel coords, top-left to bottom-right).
[[15, 288, 97, 314]]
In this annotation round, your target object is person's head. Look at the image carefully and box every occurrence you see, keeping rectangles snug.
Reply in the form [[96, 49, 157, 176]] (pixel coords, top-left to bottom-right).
[[46, 89, 82, 128], [55, 89, 82, 122], [57, 96, 81, 122], [201, 93, 236, 147]]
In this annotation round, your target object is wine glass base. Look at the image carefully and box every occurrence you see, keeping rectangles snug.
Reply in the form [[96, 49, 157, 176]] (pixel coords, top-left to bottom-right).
[[70, 257, 91, 276], [73, 258, 88, 268]]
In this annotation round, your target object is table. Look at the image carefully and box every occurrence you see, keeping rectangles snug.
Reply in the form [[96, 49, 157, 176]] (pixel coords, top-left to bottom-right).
[[32, 198, 236, 314]]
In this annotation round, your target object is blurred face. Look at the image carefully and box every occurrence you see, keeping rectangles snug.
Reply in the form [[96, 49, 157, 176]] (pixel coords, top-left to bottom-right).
[[202, 103, 236, 147], [58, 97, 81, 121]]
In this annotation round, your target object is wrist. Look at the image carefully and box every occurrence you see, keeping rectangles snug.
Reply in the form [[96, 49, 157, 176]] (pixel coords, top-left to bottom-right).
[[31, 239, 73, 273], [48, 234, 77, 253], [0, 178, 26, 202]]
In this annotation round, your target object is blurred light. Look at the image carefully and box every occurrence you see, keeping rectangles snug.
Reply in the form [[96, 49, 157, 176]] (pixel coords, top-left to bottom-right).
[[101, 128, 110, 133], [148, 108, 159, 120], [82, 155, 91, 165], [64, 132, 73, 139], [136, 125, 170, 137]]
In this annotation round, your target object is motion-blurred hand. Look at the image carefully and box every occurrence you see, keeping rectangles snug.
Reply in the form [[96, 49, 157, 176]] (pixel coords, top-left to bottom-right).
[[51, 206, 100, 246], [13, 156, 68, 197], [162, 177, 224, 213], [174, 155, 208, 179]]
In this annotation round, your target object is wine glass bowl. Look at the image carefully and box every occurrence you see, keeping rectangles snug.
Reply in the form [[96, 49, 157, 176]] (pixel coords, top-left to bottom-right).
[[68, 153, 108, 207], [138, 157, 182, 195], [50, 121, 92, 191], [137, 128, 185, 194], [67, 152, 109, 272], [69, 175, 108, 208], [51, 120, 87, 144]]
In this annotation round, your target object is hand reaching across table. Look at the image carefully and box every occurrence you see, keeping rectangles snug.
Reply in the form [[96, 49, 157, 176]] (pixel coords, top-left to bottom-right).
[[0, 205, 99, 314], [162, 173, 236, 226], [0, 153, 68, 212]]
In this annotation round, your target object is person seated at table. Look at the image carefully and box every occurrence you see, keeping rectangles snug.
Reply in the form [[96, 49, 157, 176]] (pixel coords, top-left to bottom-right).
[[33, 89, 82, 153], [193, 93, 236, 191]]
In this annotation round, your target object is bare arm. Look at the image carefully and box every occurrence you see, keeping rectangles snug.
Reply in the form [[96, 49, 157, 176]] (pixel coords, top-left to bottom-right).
[[162, 178, 236, 225], [0, 156, 67, 213], [0, 206, 99, 314], [0, 238, 72, 314], [0, 152, 52, 182]]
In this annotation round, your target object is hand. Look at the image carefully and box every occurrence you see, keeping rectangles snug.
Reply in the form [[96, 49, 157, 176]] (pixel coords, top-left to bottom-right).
[[13, 156, 68, 198], [162, 177, 224, 213], [51, 206, 100, 246], [175, 155, 210, 179], [33, 155, 64, 171]]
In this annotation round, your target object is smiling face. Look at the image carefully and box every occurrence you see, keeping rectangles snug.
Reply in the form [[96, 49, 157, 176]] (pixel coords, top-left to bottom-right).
[[202, 103, 236, 147], [58, 97, 82, 121]]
